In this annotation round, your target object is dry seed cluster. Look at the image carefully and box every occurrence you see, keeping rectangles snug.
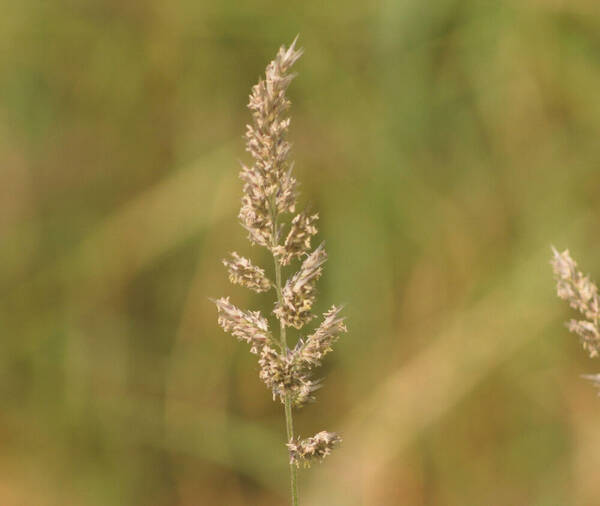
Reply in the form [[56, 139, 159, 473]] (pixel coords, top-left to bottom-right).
[[214, 38, 344, 469]]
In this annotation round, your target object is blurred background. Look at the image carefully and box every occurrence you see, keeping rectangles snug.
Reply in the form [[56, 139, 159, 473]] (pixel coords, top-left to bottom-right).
[[2, 0, 600, 504]]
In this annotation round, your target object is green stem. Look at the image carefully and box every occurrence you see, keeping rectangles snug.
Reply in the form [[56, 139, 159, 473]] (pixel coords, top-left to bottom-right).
[[274, 253, 299, 506], [284, 396, 298, 505]]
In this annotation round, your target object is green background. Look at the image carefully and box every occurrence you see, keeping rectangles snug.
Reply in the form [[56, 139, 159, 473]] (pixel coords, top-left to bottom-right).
[[2, 1, 600, 504]]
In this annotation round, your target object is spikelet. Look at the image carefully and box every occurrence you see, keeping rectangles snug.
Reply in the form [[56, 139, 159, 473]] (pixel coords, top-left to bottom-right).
[[214, 297, 271, 354], [287, 431, 342, 468], [295, 305, 347, 367], [239, 39, 302, 247], [223, 252, 272, 293], [551, 247, 600, 357], [274, 212, 319, 265], [274, 244, 327, 329], [258, 345, 318, 407]]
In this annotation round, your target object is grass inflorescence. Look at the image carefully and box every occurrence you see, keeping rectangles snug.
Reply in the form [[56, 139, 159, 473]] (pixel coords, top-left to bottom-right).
[[213, 37, 345, 505]]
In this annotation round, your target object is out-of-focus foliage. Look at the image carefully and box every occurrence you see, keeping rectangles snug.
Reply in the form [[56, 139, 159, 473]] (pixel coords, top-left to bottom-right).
[[2, 1, 600, 504]]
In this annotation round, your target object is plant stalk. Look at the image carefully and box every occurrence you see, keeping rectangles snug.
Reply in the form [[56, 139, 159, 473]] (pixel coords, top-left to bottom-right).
[[273, 253, 299, 506]]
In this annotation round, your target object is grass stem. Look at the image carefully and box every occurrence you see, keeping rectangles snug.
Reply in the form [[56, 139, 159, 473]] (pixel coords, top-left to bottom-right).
[[274, 255, 299, 505]]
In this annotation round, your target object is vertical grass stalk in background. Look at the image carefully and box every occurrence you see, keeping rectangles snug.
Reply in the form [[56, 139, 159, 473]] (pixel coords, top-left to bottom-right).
[[213, 37, 345, 505]]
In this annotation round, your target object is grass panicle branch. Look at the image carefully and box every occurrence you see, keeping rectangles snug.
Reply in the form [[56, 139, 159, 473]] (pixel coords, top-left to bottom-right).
[[551, 246, 600, 392], [213, 37, 345, 505]]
